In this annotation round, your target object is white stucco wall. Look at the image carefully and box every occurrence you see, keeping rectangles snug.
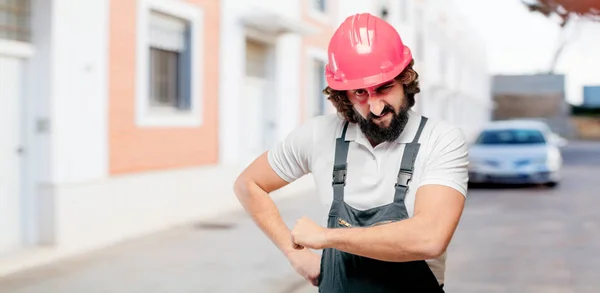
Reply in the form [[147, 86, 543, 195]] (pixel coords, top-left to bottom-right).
[[49, 0, 109, 184], [275, 34, 303, 138], [336, 0, 377, 24]]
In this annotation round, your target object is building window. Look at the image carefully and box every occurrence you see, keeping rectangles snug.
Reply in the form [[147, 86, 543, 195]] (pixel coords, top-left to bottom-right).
[[0, 0, 31, 42], [308, 0, 329, 24], [136, 0, 203, 127], [313, 0, 326, 12], [313, 59, 326, 116], [148, 11, 191, 111]]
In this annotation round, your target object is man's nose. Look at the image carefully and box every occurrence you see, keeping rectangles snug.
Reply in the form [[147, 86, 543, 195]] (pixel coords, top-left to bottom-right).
[[368, 96, 385, 116]]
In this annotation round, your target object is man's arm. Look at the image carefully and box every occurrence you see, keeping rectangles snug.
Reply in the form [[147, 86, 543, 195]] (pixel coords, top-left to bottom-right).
[[234, 152, 297, 257], [324, 184, 465, 261]]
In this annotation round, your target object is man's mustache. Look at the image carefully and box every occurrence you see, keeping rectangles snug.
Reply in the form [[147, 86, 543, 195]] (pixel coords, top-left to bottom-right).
[[368, 106, 394, 120]]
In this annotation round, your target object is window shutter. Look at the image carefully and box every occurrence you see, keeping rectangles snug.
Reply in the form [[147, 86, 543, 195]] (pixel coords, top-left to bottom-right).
[[149, 11, 188, 52]]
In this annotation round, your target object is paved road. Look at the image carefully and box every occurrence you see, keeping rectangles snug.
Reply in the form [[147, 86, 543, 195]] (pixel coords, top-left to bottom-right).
[[442, 140, 600, 293], [0, 141, 598, 293]]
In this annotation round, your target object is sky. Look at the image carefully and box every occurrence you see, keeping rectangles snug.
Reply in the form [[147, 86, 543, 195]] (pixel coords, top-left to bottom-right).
[[452, 0, 600, 105]]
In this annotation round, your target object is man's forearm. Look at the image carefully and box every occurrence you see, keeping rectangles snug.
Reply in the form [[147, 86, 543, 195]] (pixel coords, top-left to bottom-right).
[[234, 179, 295, 257], [324, 218, 441, 262]]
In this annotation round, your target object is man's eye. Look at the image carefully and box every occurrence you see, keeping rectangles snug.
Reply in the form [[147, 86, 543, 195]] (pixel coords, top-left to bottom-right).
[[354, 90, 367, 96], [378, 85, 393, 92]]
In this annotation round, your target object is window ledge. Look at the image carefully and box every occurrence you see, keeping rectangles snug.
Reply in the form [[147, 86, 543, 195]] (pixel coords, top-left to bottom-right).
[[137, 107, 201, 128], [0, 39, 34, 59]]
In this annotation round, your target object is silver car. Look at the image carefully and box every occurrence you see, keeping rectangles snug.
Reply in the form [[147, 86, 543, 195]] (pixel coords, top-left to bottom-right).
[[468, 120, 566, 187]]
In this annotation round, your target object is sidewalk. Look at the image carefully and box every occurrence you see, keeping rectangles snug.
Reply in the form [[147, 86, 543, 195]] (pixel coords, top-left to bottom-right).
[[0, 165, 316, 280], [0, 187, 326, 293]]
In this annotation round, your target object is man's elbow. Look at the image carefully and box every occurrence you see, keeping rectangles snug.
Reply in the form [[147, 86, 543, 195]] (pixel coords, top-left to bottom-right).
[[233, 175, 252, 200], [420, 235, 449, 259]]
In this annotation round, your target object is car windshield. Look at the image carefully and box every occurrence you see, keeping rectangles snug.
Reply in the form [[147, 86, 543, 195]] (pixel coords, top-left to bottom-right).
[[475, 128, 546, 145]]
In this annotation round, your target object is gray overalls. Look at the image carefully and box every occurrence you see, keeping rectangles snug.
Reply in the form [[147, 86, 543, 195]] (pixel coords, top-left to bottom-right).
[[318, 116, 445, 293]]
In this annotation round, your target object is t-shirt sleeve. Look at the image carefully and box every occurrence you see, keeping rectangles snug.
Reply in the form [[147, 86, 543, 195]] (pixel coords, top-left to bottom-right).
[[267, 119, 315, 183], [418, 126, 469, 197]]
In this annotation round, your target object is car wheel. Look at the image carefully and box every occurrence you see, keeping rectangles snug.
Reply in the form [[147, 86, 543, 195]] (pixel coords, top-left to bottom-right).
[[545, 181, 558, 188]]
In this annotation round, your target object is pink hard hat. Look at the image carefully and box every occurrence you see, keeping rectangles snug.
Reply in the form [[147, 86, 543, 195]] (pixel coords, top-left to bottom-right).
[[325, 13, 413, 91]]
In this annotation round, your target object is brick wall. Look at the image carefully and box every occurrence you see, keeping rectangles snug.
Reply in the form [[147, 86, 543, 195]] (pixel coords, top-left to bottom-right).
[[108, 0, 220, 175], [493, 93, 565, 120]]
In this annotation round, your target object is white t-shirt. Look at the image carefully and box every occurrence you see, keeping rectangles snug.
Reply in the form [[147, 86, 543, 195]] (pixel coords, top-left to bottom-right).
[[267, 109, 469, 285]]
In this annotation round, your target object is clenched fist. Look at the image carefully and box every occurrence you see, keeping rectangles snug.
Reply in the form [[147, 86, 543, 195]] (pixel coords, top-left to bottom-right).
[[291, 216, 329, 250]]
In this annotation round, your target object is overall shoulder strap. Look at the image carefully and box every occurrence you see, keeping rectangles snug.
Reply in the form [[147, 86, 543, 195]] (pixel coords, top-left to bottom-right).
[[394, 116, 428, 203], [332, 121, 350, 202]]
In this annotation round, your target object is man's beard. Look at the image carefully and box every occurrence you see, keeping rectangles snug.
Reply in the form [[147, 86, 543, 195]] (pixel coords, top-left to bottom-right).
[[356, 104, 410, 144]]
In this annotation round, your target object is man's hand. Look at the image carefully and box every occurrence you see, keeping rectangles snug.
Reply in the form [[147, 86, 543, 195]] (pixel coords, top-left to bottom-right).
[[287, 249, 322, 286], [291, 216, 329, 250]]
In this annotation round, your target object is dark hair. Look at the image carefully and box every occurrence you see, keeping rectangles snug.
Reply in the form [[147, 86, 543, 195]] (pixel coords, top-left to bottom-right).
[[323, 59, 420, 123]]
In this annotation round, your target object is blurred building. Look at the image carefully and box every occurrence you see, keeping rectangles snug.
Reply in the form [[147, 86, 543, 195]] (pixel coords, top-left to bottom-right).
[[571, 85, 600, 140], [493, 74, 568, 119], [492, 74, 575, 137], [0, 0, 491, 274], [582, 85, 600, 108], [408, 0, 493, 140]]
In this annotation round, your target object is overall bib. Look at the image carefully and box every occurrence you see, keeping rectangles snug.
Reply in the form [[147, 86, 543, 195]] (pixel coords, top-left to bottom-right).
[[318, 116, 445, 293]]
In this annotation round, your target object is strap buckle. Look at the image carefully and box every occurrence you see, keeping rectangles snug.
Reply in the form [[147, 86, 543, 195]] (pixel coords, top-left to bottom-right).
[[395, 169, 413, 188], [332, 164, 347, 186]]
